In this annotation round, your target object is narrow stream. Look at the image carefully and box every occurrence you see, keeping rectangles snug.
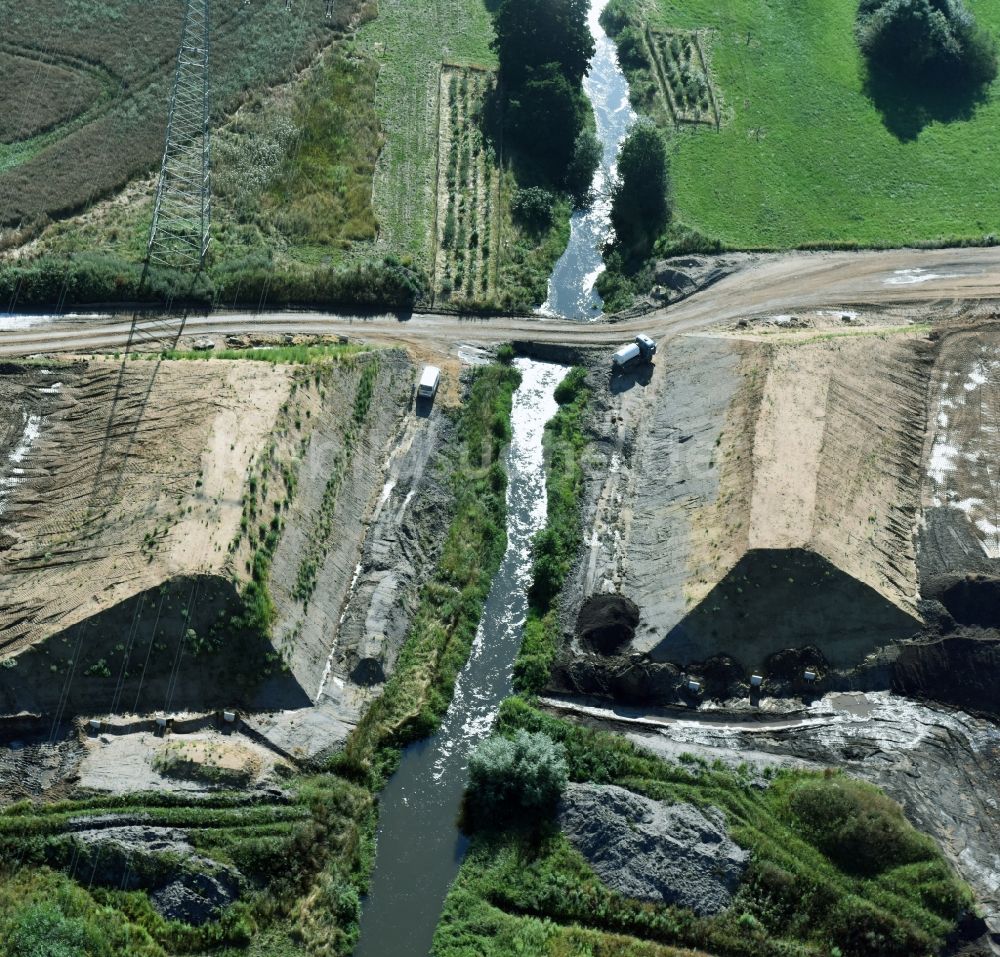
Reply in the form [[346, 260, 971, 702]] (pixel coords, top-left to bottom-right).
[[540, 0, 637, 320], [353, 359, 567, 957]]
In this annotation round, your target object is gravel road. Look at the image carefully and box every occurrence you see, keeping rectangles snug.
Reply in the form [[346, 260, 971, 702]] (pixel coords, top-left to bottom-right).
[[2, 247, 999, 357]]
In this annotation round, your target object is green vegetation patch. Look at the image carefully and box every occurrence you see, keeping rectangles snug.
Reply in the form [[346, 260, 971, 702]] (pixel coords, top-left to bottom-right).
[[642, 30, 720, 126], [163, 343, 366, 364], [209, 43, 385, 270], [604, 0, 1000, 249], [357, 0, 496, 260], [342, 362, 522, 777], [433, 67, 502, 308], [436, 698, 973, 957], [0, 775, 374, 957]]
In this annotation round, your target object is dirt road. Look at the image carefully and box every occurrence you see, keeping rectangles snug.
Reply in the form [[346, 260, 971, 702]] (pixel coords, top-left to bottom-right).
[[2, 247, 999, 357]]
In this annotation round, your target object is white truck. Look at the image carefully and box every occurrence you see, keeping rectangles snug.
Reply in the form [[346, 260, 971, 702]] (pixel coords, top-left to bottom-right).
[[417, 365, 441, 400], [611, 334, 657, 372]]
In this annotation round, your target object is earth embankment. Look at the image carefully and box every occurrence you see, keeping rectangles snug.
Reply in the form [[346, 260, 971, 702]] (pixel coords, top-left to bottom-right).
[[563, 317, 933, 693], [0, 347, 441, 722]]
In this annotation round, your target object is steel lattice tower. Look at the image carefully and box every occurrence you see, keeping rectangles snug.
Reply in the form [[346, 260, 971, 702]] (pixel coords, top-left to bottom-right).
[[147, 0, 212, 272]]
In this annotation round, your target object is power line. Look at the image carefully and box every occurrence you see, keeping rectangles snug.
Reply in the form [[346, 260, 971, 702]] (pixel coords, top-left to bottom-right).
[[147, 0, 212, 277]]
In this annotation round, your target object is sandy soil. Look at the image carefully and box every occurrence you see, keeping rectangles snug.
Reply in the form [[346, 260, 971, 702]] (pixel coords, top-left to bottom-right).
[[77, 727, 289, 796], [0, 346, 452, 723], [0, 358, 290, 655]]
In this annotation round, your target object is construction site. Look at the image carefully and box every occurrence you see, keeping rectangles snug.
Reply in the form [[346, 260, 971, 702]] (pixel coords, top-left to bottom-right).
[[0, 0, 998, 952], [0, 282, 998, 951]]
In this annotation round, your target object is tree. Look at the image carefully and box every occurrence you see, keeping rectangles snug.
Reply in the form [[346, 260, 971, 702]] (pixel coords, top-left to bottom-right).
[[565, 128, 602, 201], [489, 0, 599, 190], [492, 0, 595, 90], [610, 121, 670, 260], [467, 730, 568, 822], [505, 63, 587, 182], [511, 187, 557, 232], [856, 0, 997, 87]]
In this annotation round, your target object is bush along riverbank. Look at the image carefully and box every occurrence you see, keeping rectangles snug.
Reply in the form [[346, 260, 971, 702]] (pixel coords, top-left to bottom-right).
[[432, 368, 976, 957], [0, 361, 522, 957], [0, 251, 428, 312]]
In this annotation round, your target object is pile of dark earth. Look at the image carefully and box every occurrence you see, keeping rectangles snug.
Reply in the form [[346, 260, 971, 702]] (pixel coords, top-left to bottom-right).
[[552, 591, 1000, 718]]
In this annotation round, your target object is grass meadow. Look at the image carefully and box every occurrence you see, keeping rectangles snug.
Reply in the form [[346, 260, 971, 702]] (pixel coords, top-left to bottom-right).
[[435, 699, 973, 957], [357, 0, 497, 261], [607, 0, 1000, 250], [0, 0, 356, 234]]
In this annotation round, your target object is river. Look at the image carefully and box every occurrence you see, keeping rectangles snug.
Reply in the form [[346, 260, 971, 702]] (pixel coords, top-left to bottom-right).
[[540, 0, 637, 321], [352, 3, 630, 950], [352, 359, 567, 957]]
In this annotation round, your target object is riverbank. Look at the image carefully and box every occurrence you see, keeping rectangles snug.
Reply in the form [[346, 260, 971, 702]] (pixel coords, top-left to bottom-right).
[[352, 358, 567, 956]]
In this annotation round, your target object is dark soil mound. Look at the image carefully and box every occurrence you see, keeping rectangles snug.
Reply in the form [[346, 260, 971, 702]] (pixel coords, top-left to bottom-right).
[[699, 655, 744, 695], [550, 653, 681, 704], [764, 646, 828, 682], [893, 630, 1000, 715], [577, 594, 641, 655], [936, 575, 1000, 628]]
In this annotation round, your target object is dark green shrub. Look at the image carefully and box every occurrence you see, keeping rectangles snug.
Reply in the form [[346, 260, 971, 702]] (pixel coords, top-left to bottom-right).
[[467, 730, 568, 822], [856, 0, 997, 87], [496, 343, 516, 365], [565, 128, 602, 201], [788, 776, 936, 876], [6, 902, 103, 957], [553, 366, 587, 405], [511, 187, 556, 232]]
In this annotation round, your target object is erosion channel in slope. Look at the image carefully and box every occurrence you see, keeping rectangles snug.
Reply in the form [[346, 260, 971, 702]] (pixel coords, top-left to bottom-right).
[[540, 0, 636, 320], [353, 359, 567, 957]]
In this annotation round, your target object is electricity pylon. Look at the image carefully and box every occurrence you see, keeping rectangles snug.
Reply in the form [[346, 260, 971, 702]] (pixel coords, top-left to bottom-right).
[[88, 0, 213, 509], [147, 0, 212, 273]]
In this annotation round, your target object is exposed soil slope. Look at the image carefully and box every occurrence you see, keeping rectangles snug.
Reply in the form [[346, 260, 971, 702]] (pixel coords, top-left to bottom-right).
[[0, 350, 424, 718], [574, 320, 932, 677], [0, 358, 289, 653]]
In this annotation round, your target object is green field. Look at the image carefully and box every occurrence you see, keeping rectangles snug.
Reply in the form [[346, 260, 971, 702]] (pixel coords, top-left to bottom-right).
[[607, 0, 1000, 249], [0, 0, 345, 231], [358, 0, 496, 260], [435, 699, 972, 957]]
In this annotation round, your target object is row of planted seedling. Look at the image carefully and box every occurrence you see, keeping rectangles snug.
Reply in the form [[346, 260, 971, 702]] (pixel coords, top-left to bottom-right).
[[646, 27, 717, 125], [435, 67, 499, 305]]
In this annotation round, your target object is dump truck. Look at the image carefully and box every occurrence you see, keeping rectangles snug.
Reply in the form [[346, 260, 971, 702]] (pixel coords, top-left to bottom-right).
[[417, 365, 441, 399], [611, 334, 657, 372]]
